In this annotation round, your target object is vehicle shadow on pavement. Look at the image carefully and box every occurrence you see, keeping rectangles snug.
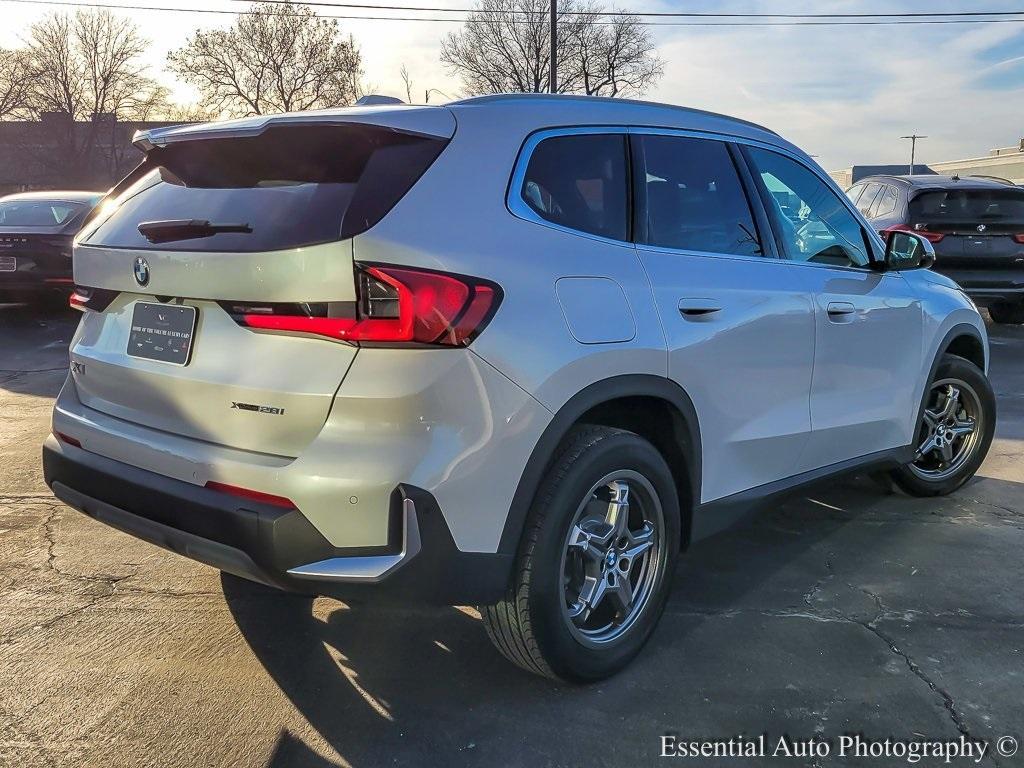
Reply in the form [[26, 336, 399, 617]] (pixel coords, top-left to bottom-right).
[[217, 468, 1024, 768]]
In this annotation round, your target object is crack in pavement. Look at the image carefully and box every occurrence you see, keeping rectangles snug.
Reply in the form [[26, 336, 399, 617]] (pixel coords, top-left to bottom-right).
[[669, 564, 998, 764]]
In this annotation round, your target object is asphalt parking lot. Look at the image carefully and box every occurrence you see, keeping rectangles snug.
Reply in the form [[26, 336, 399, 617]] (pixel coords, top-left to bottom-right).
[[1, 302, 1022, 768]]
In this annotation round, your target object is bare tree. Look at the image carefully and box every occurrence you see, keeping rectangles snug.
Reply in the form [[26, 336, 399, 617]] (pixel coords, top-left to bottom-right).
[[21, 10, 167, 185], [167, 2, 363, 117], [440, 0, 662, 97], [400, 64, 413, 103], [26, 10, 166, 120], [0, 48, 35, 119]]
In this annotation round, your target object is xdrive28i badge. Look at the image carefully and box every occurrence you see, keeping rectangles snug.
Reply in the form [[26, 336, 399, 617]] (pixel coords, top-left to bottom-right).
[[133, 256, 150, 286]]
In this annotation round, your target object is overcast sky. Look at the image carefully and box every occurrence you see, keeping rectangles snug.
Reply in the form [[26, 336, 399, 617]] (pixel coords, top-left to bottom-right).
[[2, 0, 1023, 171]]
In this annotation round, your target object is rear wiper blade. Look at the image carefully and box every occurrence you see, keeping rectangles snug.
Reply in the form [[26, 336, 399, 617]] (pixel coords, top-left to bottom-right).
[[138, 219, 252, 244]]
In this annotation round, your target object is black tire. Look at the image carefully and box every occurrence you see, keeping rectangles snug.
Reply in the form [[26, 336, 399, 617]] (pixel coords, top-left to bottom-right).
[[481, 425, 680, 682], [890, 354, 995, 497], [988, 302, 1024, 325]]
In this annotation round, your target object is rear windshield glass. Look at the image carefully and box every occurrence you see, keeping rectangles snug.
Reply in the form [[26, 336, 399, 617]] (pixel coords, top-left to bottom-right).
[[83, 124, 447, 252], [0, 200, 90, 226], [910, 188, 1024, 229]]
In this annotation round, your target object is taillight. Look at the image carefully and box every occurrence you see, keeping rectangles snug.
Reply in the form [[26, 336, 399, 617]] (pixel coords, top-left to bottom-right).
[[881, 225, 944, 244], [1014, 234, 1024, 244], [237, 264, 502, 347], [70, 286, 118, 312], [204, 481, 296, 509]]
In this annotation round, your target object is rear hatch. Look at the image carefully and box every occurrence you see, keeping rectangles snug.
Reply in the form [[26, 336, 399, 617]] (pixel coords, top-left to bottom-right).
[[70, 109, 454, 457], [909, 186, 1024, 270]]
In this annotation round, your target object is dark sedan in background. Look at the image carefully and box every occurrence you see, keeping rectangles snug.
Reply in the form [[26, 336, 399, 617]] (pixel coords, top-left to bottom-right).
[[0, 190, 104, 303], [848, 175, 1024, 324]]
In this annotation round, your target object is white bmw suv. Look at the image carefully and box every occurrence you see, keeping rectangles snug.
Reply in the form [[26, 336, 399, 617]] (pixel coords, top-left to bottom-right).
[[45, 95, 995, 681]]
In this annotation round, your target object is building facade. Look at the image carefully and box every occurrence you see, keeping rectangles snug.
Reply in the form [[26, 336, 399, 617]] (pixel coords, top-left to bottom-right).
[[829, 139, 1024, 189], [0, 114, 190, 195]]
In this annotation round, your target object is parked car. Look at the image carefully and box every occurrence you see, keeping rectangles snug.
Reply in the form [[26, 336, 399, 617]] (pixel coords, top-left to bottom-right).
[[43, 96, 995, 681], [0, 190, 105, 302], [847, 175, 1024, 324]]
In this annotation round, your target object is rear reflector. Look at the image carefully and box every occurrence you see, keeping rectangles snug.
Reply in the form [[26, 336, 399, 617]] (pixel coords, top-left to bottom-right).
[[237, 264, 502, 346], [204, 481, 296, 509], [53, 431, 82, 448]]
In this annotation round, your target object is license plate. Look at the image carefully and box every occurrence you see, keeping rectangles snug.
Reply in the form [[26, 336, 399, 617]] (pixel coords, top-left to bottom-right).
[[127, 302, 198, 366], [0, 256, 15, 272]]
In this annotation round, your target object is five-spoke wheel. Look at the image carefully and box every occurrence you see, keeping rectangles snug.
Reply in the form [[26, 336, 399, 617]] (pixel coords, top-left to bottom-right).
[[561, 473, 664, 645], [892, 354, 995, 497], [911, 379, 982, 481]]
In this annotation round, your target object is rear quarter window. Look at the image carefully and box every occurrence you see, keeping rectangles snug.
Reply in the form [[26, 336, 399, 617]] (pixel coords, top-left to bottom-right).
[[519, 133, 629, 241], [82, 124, 448, 252]]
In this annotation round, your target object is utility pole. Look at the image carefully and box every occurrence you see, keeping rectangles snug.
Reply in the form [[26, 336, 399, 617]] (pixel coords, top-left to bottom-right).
[[550, 0, 558, 93], [900, 134, 927, 175]]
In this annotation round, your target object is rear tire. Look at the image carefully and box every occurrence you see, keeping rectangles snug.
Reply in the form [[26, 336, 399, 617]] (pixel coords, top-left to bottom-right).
[[988, 302, 1024, 325], [890, 354, 995, 497], [481, 425, 680, 682]]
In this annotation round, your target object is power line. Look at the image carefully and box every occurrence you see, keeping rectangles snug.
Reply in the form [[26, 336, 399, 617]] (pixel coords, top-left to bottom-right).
[[227, 0, 1024, 20], [5, 0, 1024, 26]]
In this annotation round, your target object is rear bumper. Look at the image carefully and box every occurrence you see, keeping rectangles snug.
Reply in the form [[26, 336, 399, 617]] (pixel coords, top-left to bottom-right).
[[43, 440, 513, 604], [0, 254, 73, 293]]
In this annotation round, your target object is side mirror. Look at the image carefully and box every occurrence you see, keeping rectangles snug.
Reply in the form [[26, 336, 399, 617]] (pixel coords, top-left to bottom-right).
[[883, 230, 935, 271]]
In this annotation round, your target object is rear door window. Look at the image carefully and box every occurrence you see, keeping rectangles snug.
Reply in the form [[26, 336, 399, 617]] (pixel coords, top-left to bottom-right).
[[872, 185, 899, 218], [82, 124, 448, 252], [854, 183, 883, 217], [632, 134, 762, 256], [845, 184, 865, 205], [520, 133, 629, 241]]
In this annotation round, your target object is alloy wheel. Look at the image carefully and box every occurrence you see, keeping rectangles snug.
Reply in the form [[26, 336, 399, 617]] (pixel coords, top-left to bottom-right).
[[910, 378, 983, 481], [559, 471, 665, 647]]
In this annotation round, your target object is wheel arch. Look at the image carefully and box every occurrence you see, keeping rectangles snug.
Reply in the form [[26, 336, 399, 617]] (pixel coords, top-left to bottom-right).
[[942, 327, 986, 372], [915, 322, 988, 431], [498, 375, 702, 556]]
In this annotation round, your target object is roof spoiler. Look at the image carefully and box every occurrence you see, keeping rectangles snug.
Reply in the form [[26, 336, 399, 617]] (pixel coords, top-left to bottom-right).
[[132, 105, 455, 152]]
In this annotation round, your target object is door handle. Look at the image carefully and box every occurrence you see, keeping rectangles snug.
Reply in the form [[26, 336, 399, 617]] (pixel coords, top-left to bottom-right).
[[826, 302, 856, 322], [678, 298, 722, 317]]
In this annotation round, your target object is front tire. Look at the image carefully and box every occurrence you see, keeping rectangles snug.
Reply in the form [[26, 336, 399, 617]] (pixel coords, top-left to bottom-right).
[[988, 301, 1024, 325], [890, 354, 995, 497], [482, 425, 680, 682]]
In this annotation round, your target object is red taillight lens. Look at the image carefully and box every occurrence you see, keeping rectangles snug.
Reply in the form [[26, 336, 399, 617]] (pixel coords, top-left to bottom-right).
[[239, 265, 502, 346], [70, 286, 118, 312], [881, 225, 944, 244], [1013, 233, 1024, 244], [53, 430, 82, 448], [204, 481, 296, 509]]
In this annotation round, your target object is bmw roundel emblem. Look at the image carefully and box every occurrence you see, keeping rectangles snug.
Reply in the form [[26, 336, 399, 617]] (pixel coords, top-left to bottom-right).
[[133, 256, 150, 286], [977, 224, 987, 233]]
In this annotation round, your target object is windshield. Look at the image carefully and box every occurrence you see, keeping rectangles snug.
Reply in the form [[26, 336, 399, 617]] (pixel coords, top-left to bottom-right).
[[910, 188, 1024, 231], [83, 124, 447, 252], [0, 200, 91, 227]]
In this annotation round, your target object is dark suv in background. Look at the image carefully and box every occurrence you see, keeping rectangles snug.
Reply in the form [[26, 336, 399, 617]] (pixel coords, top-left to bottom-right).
[[0, 191, 104, 303], [848, 175, 1024, 324]]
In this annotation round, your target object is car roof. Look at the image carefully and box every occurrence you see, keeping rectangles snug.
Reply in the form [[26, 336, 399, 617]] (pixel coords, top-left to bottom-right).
[[0, 190, 105, 203], [857, 174, 1018, 191], [449, 93, 779, 136], [134, 94, 788, 154]]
